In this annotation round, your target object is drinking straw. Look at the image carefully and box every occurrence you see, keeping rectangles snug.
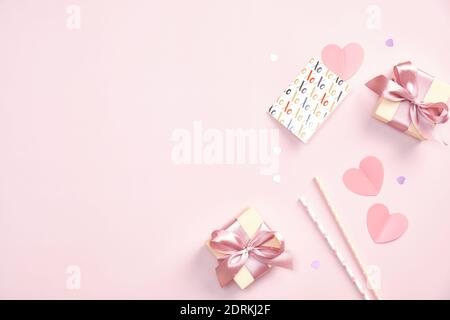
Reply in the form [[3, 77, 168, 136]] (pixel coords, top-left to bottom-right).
[[299, 196, 370, 300], [313, 177, 381, 300]]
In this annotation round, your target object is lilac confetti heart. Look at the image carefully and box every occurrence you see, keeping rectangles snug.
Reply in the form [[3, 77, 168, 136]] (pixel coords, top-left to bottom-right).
[[311, 260, 320, 270], [385, 38, 394, 47], [397, 176, 406, 184]]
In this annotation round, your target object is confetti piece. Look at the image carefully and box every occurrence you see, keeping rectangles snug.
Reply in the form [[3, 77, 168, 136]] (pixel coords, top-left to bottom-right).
[[270, 53, 279, 62], [311, 260, 320, 270], [273, 146, 281, 155], [385, 39, 394, 47], [396, 176, 406, 184]]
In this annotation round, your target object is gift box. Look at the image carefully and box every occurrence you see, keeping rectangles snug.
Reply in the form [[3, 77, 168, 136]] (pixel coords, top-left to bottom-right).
[[206, 208, 292, 289], [366, 62, 450, 141], [268, 57, 351, 143]]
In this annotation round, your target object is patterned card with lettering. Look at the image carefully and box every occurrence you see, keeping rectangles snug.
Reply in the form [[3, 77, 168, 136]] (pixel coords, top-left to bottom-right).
[[268, 57, 351, 143]]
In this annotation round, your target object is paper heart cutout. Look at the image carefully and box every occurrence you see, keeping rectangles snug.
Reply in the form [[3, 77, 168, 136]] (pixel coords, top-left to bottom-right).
[[367, 204, 408, 243], [321, 43, 364, 80], [343, 156, 384, 196]]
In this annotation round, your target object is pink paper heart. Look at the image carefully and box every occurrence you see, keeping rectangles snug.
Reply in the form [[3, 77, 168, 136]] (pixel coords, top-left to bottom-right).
[[343, 156, 384, 196], [321, 43, 364, 80], [367, 204, 408, 243]]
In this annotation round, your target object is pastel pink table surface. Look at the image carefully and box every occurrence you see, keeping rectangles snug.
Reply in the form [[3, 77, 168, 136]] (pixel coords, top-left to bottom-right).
[[1, 0, 449, 299]]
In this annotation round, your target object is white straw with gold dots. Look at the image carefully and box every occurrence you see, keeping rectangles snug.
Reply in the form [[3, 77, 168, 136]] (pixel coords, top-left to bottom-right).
[[298, 196, 370, 300]]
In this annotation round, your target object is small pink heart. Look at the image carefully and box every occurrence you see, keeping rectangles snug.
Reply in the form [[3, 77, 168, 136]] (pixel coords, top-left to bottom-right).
[[343, 156, 384, 196], [321, 43, 364, 80], [367, 204, 408, 243]]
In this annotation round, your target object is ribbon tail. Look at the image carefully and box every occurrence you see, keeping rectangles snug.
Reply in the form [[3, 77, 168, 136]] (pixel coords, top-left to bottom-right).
[[410, 108, 448, 146], [253, 251, 293, 270], [419, 124, 448, 146], [215, 259, 237, 287]]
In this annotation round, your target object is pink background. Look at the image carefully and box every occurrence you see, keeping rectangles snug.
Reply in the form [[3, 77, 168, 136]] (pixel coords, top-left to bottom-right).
[[1, 0, 450, 299]]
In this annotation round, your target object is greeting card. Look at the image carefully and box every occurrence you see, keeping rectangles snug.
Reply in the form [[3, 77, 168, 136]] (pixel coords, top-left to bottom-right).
[[268, 57, 351, 143]]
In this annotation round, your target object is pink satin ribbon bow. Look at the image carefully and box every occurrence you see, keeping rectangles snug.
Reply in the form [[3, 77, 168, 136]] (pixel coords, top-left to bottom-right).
[[210, 228, 293, 287], [366, 61, 449, 144]]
